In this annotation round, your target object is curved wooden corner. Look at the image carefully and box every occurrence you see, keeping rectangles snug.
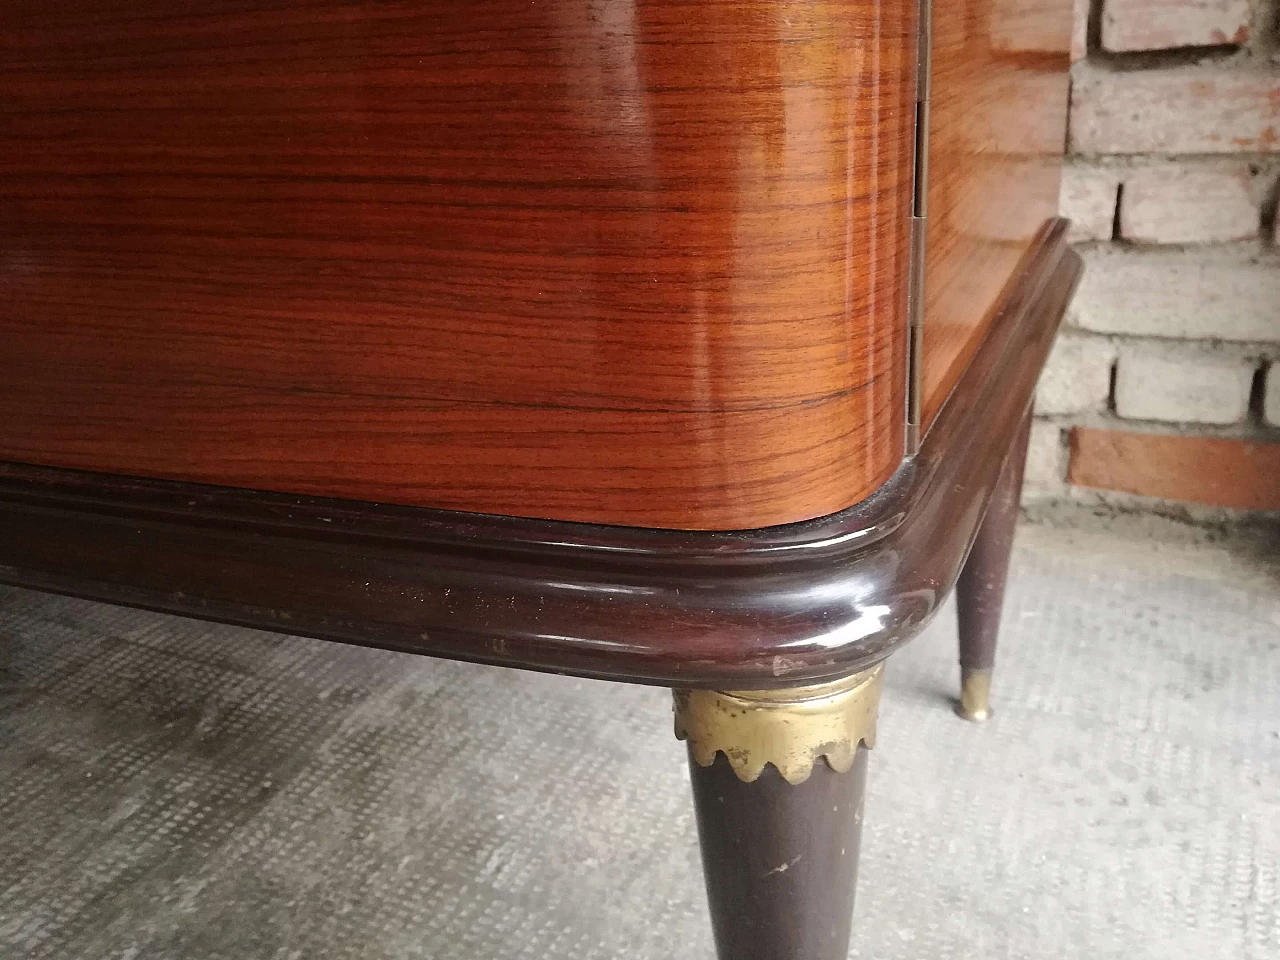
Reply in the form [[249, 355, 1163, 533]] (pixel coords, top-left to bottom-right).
[[0, 222, 1081, 688], [0, 0, 915, 531]]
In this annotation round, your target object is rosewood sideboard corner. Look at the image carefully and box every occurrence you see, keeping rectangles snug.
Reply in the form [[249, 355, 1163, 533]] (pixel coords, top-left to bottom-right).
[[0, 1, 1080, 957]]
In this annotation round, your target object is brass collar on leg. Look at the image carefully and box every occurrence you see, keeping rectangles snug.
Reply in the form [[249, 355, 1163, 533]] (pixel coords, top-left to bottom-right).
[[673, 665, 885, 785]]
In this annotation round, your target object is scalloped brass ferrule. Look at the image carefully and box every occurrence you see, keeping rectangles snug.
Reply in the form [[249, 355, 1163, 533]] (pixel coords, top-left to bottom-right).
[[673, 665, 885, 785]]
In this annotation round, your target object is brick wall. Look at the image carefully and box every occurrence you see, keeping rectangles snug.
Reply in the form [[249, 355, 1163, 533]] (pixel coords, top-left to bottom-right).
[[1035, 0, 1280, 514]]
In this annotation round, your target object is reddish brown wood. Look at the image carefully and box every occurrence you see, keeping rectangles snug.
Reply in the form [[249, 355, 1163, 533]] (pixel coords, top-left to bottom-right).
[[0, 0, 916, 531], [920, 0, 1073, 427], [0, 224, 1080, 689]]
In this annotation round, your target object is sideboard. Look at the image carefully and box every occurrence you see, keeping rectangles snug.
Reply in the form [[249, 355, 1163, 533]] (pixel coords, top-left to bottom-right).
[[0, 0, 1080, 956]]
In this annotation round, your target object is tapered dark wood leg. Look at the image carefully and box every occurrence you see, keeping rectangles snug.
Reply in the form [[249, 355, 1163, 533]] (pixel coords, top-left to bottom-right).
[[955, 407, 1033, 721], [688, 750, 868, 960], [674, 667, 883, 960]]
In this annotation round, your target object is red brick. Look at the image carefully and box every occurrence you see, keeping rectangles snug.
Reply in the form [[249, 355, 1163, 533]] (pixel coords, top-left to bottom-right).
[[1101, 0, 1251, 53], [1069, 428, 1280, 510], [1071, 67, 1280, 154]]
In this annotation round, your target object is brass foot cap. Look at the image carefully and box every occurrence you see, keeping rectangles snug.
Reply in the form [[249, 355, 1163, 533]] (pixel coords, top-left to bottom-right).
[[955, 668, 993, 723]]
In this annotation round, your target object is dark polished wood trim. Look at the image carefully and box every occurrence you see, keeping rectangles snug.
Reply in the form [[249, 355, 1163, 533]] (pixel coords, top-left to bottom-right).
[[689, 751, 869, 960], [0, 221, 1080, 689], [955, 407, 1033, 721]]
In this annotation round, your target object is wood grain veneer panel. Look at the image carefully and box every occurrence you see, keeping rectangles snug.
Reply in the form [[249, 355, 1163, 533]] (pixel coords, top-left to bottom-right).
[[920, 0, 1073, 428], [0, 0, 916, 530]]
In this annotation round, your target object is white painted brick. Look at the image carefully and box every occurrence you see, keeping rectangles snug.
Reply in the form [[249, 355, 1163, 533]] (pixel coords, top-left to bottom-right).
[[1036, 334, 1117, 415], [1072, 0, 1089, 61], [1265, 364, 1280, 428], [1102, 0, 1251, 53], [1023, 420, 1067, 493], [1114, 343, 1255, 424], [1068, 249, 1280, 342], [1059, 166, 1119, 241], [1120, 162, 1260, 244], [1071, 67, 1280, 154]]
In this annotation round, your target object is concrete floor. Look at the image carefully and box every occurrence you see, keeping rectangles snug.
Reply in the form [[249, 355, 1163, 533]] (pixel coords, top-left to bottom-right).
[[1, 509, 1277, 960]]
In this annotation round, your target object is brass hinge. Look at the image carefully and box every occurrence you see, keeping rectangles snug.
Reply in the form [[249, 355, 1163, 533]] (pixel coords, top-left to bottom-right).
[[905, 0, 932, 455]]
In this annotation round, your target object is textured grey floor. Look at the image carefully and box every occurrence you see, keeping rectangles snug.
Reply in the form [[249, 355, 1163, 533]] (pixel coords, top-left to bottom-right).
[[1, 512, 1278, 960]]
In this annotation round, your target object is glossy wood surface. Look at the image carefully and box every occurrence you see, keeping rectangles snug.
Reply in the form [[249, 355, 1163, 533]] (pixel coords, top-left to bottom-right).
[[920, 0, 1073, 426], [0, 224, 1080, 688], [956, 408, 1031, 671], [0, 0, 915, 531], [690, 751, 868, 960]]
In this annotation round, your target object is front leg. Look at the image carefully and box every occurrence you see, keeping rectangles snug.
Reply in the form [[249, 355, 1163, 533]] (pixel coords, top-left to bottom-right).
[[674, 666, 884, 960]]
